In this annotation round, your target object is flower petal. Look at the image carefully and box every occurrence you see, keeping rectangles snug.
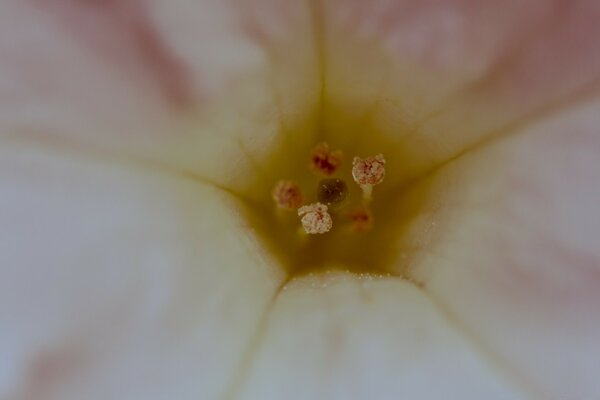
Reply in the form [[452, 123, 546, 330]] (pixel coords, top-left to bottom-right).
[[405, 98, 600, 399], [237, 273, 526, 400], [320, 0, 600, 182], [0, 0, 177, 143], [0, 0, 320, 191], [0, 143, 284, 400]]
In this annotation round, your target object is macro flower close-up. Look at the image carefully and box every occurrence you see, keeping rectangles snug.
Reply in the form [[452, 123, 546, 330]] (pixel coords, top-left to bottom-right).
[[1, 0, 600, 399]]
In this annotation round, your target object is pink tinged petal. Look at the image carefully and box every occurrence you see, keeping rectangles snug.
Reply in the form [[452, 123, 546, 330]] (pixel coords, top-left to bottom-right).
[[409, 98, 600, 399], [0, 0, 180, 139], [145, 0, 314, 97], [0, 0, 320, 190], [31, 0, 196, 107], [236, 273, 526, 400], [141, 0, 321, 189], [320, 0, 600, 184], [0, 144, 285, 400]]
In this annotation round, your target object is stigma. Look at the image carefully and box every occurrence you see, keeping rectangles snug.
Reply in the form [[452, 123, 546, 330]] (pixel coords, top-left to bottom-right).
[[317, 178, 348, 207]]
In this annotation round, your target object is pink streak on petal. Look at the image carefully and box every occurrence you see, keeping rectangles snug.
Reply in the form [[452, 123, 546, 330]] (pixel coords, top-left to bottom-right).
[[325, 0, 600, 105], [28, 0, 196, 110], [471, 0, 600, 105]]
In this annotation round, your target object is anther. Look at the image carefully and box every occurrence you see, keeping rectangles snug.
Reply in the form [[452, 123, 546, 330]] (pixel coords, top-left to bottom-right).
[[317, 178, 348, 207], [352, 154, 386, 202], [272, 180, 304, 210], [298, 203, 333, 234], [348, 207, 373, 232], [309, 142, 343, 176]]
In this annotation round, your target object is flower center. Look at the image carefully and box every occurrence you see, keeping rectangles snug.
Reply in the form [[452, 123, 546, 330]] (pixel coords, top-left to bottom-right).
[[236, 113, 437, 279]]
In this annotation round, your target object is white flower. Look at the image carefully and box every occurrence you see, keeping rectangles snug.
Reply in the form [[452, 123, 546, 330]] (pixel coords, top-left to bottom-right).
[[1, 1, 600, 400]]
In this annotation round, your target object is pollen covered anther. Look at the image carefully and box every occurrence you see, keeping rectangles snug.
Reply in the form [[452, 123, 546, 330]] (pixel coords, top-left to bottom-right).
[[309, 142, 343, 176], [298, 203, 333, 234], [352, 154, 386, 185], [272, 180, 304, 210], [352, 154, 386, 201]]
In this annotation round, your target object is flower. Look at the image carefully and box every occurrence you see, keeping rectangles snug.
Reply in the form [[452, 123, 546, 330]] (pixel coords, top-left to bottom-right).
[[1, 1, 600, 400]]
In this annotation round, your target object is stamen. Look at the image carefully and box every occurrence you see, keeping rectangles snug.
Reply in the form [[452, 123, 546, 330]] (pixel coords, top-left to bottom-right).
[[298, 203, 333, 234], [352, 154, 386, 202], [272, 180, 304, 210], [317, 178, 348, 207], [348, 207, 373, 232], [309, 142, 343, 176], [352, 154, 386, 185]]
